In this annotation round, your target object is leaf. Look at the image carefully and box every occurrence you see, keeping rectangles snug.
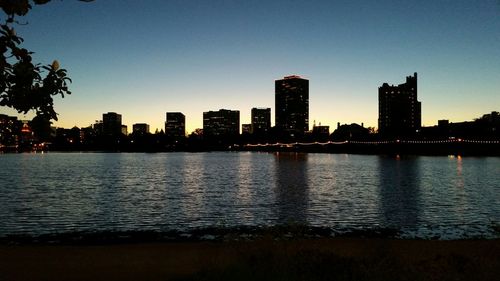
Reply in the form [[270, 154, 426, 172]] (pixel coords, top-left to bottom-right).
[[51, 60, 59, 70], [33, 0, 51, 4], [0, 0, 88, 122]]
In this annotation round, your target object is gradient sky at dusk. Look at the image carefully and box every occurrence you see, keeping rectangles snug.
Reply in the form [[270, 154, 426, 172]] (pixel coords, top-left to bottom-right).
[[1, 0, 499, 133]]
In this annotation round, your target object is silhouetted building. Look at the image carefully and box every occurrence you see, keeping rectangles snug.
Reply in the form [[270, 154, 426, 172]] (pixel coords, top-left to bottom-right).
[[447, 111, 499, 137], [102, 112, 122, 137], [437, 120, 450, 136], [203, 109, 240, 138], [275, 75, 309, 138], [55, 127, 81, 145], [311, 123, 330, 142], [438, 120, 449, 127], [251, 107, 271, 134], [242, 124, 252, 135], [378, 73, 421, 136], [476, 111, 500, 135], [19, 120, 34, 150], [165, 112, 185, 138], [331, 123, 370, 141], [121, 125, 128, 136], [420, 112, 499, 139], [132, 123, 150, 135], [312, 125, 329, 138], [80, 126, 96, 145], [93, 120, 103, 135], [0, 114, 21, 148]]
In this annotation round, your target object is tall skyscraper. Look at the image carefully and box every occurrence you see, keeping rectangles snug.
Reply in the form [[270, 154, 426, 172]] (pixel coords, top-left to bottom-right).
[[102, 112, 122, 137], [165, 112, 186, 138], [251, 107, 271, 134], [378, 73, 421, 136], [275, 75, 309, 137], [203, 109, 240, 138]]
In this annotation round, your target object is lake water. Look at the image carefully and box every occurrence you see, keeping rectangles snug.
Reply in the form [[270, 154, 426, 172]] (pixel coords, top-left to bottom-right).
[[0, 152, 499, 239]]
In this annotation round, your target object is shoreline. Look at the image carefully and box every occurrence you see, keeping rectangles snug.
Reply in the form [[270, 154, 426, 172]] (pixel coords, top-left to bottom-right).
[[2, 140, 500, 156], [1, 237, 499, 281], [2, 224, 499, 245]]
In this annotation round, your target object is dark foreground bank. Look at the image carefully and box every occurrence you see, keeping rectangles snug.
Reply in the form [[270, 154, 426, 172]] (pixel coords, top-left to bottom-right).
[[1, 237, 499, 281]]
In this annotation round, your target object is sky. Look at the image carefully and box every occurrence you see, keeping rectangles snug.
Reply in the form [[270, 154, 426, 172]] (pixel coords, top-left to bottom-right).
[[1, 0, 499, 133]]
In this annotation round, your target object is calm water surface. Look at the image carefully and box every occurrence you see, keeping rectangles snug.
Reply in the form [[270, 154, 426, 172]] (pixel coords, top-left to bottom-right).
[[0, 152, 499, 239]]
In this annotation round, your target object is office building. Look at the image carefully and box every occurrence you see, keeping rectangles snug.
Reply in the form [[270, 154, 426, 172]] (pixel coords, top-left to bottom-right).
[[251, 107, 271, 134], [132, 123, 150, 135], [203, 109, 240, 138], [0, 114, 21, 147], [378, 73, 421, 136], [102, 112, 122, 137], [242, 124, 252, 135], [165, 112, 186, 138], [275, 75, 309, 137]]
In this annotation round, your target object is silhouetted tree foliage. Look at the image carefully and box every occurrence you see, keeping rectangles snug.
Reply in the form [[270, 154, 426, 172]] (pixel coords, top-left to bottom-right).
[[0, 0, 92, 123]]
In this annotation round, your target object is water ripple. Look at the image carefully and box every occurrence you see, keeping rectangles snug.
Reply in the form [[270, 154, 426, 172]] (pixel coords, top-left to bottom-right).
[[0, 152, 499, 239]]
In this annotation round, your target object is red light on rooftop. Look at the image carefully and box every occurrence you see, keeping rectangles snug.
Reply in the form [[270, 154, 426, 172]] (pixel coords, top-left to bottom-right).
[[21, 124, 31, 133]]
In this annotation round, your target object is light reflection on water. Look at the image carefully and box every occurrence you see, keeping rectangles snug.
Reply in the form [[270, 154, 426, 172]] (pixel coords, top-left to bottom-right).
[[0, 152, 498, 239]]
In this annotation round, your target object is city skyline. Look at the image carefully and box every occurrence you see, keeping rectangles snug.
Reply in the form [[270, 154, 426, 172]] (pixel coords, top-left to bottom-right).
[[0, 0, 499, 133]]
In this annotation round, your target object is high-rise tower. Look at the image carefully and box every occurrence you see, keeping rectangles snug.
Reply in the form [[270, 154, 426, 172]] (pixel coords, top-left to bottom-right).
[[378, 73, 421, 136], [275, 75, 309, 138], [102, 112, 122, 137]]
